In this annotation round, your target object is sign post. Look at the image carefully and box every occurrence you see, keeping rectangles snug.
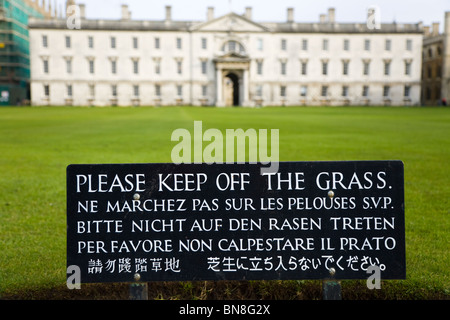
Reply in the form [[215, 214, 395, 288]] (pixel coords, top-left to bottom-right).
[[129, 283, 148, 300], [66, 161, 405, 298], [322, 268, 341, 300]]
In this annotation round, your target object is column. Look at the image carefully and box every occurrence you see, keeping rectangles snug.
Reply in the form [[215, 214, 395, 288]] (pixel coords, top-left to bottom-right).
[[243, 68, 250, 106], [216, 68, 224, 106]]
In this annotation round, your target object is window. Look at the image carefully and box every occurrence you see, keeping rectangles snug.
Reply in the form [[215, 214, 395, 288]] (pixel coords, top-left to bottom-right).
[[384, 61, 391, 75], [322, 61, 328, 75], [385, 39, 391, 51], [229, 40, 236, 52], [281, 39, 287, 51], [256, 85, 262, 97], [201, 38, 207, 49], [67, 84, 73, 97], [177, 60, 182, 74], [406, 39, 412, 51], [66, 59, 72, 74], [383, 85, 390, 97], [342, 61, 349, 75], [201, 60, 207, 74], [405, 61, 411, 75], [111, 85, 117, 97], [133, 85, 140, 97], [88, 36, 94, 48], [89, 60, 95, 74], [302, 39, 308, 50], [111, 37, 116, 49], [300, 85, 307, 97], [321, 86, 328, 97], [89, 84, 95, 97], [280, 86, 286, 97], [281, 61, 286, 75], [404, 85, 411, 97], [133, 60, 139, 74], [257, 61, 263, 75], [222, 40, 245, 54], [155, 37, 160, 49], [202, 85, 208, 97], [177, 85, 183, 96], [65, 36, 71, 48], [42, 35, 48, 48], [133, 37, 138, 49], [322, 39, 328, 51], [363, 61, 370, 75], [154, 59, 161, 74], [364, 39, 370, 51], [257, 38, 263, 51], [111, 60, 117, 74], [342, 86, 349, 97], [435, 86, 441, 100], [176, 37, 182, 49], [301, 61, 307, 75], [44, 84, 50, 97], [155, 84, 161, 96], [362, 85, 369, 97], [43, 60, 49, 74], [425, 87, 431, 100], [343, 39, 349, 51]]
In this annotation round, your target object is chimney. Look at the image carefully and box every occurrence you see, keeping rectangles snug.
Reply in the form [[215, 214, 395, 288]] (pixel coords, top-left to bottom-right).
[[423, 26, 430, 37], [244, 7, 252, 20], [79, 4, 85, 19], [207, 7, 214, 21], [121, 5, 131, 20], [446, 11, 450, 35], [328, 8, 335, 23], [165, 5, 172, 22], [320, 14, 326, 23], [287, 8, 294, 23], [432, 22, 440, 36]]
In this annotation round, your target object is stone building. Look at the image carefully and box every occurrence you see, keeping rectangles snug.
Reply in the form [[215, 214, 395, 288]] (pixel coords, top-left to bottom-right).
[[421, 12, 450, 105], [28, 3, 423, 107]]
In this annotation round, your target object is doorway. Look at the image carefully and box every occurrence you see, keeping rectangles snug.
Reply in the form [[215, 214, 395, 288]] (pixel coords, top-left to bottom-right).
[[224, 72, 240, 106]]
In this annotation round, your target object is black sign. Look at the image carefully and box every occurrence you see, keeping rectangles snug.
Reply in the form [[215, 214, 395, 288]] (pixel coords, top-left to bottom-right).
[[67, 161, 405, 283]]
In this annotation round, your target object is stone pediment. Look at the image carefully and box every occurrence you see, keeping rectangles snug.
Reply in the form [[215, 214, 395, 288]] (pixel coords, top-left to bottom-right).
[[192, 12, 269, 32], [214, 52, 250, 62], [214, 52, 250, 70]]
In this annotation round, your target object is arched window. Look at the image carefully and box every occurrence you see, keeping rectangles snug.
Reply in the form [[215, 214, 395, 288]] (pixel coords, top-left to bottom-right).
[[222, 40, 246, 55]]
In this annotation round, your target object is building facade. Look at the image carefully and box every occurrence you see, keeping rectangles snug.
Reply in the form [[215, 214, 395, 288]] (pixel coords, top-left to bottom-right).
[[0, 0, 53, 105], [421, 12, 450, 105], [29, 4, 423, 107]]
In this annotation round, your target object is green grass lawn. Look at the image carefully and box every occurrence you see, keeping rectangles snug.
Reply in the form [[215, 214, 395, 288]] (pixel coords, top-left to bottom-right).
[[0, 105, 448, 299]]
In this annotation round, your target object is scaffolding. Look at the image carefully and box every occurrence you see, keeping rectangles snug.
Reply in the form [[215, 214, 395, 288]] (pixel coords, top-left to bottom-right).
[[0, 0, 51, 105]]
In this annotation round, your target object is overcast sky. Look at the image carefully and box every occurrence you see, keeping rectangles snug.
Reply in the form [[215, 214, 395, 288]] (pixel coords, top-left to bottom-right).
[[54, 0, 450, 31]]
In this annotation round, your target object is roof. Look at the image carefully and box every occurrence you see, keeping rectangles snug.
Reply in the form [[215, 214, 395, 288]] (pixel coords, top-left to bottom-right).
[[28, 11, 423, 34]]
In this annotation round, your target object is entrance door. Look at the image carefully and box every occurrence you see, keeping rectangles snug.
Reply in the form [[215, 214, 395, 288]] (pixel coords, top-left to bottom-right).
[[224, 73, 240, 106]]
